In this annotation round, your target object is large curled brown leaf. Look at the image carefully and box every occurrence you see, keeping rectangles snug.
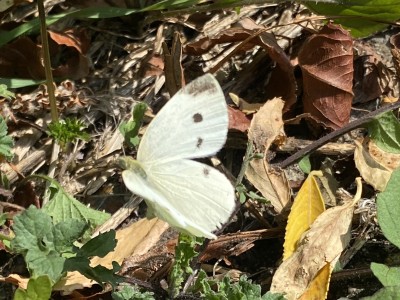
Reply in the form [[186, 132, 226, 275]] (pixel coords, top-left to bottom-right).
[[299, 23, 354, 130]]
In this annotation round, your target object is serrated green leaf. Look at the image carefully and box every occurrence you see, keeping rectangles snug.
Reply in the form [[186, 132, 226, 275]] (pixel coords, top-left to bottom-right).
[[169, 233, 202, 298], [0, 116, 14, 160], [367, 112, 400, 153], [195, 274, 270, 300], [261, 292, 287, 300], [77, 230, 117, 258], [13, 275, 52, 300], [377, 168, 400, 248], [371, 262, 400, 287], [112, 285, 155, 300], [11, 206, 54, 254], [11, 206, 66, 283], [47, 118, 90, 148], [42, 178, 110, 239], [306, 0, 400, 38]]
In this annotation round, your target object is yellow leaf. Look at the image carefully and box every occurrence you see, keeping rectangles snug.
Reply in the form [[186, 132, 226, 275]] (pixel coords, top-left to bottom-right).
[[299, 263, 331, 300], [283, 170, 325, 260], [271, 178, 362, 300]]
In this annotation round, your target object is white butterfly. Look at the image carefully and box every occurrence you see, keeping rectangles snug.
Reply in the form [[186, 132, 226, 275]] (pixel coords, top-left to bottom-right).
[[118, 74, 236, 239]]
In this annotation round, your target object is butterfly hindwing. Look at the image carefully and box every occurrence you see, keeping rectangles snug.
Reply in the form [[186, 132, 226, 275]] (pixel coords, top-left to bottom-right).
[[143, 159, 236, 238]]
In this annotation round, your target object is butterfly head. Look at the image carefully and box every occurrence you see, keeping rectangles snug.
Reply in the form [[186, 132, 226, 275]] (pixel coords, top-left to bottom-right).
[[117, 157, 147, 179]]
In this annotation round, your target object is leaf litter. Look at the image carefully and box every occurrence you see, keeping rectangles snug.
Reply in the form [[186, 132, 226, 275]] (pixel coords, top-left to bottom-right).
[[0, 1, 400, 299]]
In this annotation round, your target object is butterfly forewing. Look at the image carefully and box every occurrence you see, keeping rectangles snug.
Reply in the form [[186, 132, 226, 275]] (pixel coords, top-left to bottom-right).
[[137, 74, 228, 164]]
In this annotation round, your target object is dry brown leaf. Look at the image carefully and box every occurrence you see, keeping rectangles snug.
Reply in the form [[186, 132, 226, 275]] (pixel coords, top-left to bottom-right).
[[368, 139, 400, 170], [0, 274, 28, 290], [246, 159, 290, 213], [227, 106, 251, 133], [354, 140, 392, 191], [248, 97, 285, 152], [0, 37, 44, 79], [200, 228, 283, 262], [53, 218, 169, 293], [390, 32, 400, 79], [299, 23, 353, 130], [245, 98, 290, 213], [353, 41, 392, 104], [270, 179, 361, 299], [48, 28, 90, 80], [163, 32, 184, 97]]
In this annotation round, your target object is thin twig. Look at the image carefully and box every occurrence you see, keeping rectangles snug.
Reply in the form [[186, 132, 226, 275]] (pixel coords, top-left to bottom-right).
[[275, 101, 400, 169]]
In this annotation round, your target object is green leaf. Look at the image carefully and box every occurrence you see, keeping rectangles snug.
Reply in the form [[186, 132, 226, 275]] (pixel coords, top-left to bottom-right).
[[298, 155, 311, 174], [0, 78, 45, 89], [0, 84, 14, 99], [0, 8, 139, 48], [42, 177, 110, 240], [11, 205, 66, 283], [13, 275, 52, 300], [47, 118, 90, 148], [376, 168, 400, 248], [53, 219, 88, 253], [305, 0, 400, 38], [10, 206, 86, 283], [0, 212, 8, 226], [112, 285, 155, 300], [64, 257, 122, 288], [62, 231, 119, 287], [371, 262, 400, 287], [261, 292, 287, 300], [0, 116, 14, 160], [194, 274, 271, 300], [361, 286, 400, 299], [77, 230, 117, 258], [367, 112, 400, 153], [169, 233, 202, 298], [119, 102, 147, 148]]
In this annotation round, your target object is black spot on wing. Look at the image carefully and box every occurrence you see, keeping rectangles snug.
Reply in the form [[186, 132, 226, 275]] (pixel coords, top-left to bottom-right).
[[203, 167, 210, 177], [193, 113, 203, 123], [196, 137, 203, 149]]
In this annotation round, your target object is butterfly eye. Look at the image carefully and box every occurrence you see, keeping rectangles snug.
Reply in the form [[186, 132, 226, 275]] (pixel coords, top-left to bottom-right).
[[193, 113, 203, 123]]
